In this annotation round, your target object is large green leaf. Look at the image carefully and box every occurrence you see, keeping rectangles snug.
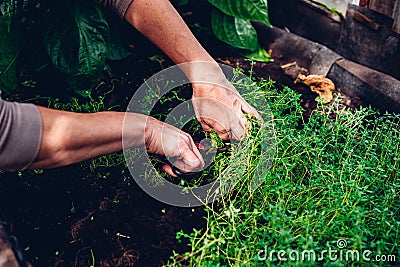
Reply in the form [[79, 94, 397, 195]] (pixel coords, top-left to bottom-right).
[[0, 16, 22, 94], [209, 0, 271, 26], [211, 8, 259, 51], [43, 0, 109, 97]]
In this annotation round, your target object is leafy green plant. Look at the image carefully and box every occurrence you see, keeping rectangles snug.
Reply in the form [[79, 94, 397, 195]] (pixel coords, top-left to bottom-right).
[[0, 0, 131, 96], [0, 15, 21, 93], [209, 0, 271, 50], [43, 0, 109, 97], [174, 0, 273, 62], [211, 8, 259, 51], [0, 0, 273, 96]]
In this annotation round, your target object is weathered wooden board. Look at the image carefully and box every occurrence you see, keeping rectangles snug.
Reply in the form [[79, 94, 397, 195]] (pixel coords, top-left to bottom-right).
[[328, 58, 400, 112], [393, 0, 400, 33], [369, 0, 396, 16], [339, 4, 400, 79], [365, 0, 400, 32]]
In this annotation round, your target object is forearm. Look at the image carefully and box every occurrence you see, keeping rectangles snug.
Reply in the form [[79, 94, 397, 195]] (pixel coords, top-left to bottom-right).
[[125, 0, 224, 81], [29, 107, 147, 169], [126, 0, 212, 63]]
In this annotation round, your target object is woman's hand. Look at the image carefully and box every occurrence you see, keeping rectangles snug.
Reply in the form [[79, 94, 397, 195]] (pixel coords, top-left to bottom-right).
[[144, 117, 205, 176], [192, 80, 261, 140]]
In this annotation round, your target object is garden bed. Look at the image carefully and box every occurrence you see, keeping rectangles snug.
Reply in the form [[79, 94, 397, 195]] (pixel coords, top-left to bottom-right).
[[1, 55, 313, 267], [0, 3, 399, 265], [2, 52, 399, 266], [0, 57, 296, 266]]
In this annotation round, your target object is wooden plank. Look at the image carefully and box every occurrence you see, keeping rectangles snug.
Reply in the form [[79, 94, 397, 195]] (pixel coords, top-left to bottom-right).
[[393, 0, 400, 33], [368, 0, 395, 17], [327, 59, 400, 113], [339, 5, 399, 79]]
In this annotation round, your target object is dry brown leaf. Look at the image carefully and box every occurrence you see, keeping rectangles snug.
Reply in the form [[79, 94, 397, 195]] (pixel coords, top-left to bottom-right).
[[295, 74, 335, 103]]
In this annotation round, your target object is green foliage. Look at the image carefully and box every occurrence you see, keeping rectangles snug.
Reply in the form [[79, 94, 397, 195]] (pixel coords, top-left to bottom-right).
[[209, 0, 271, 26], [174, 0, 272, 61], [43, 0, 109, 97], [244, 47, 273, 62], [167, 80, 400, 266], [208, 0, 271, 58], [0, 0, 273, 95], [0, 16, 21, 93], [211, 9, 258, 50], [0, 0, 132, 96]]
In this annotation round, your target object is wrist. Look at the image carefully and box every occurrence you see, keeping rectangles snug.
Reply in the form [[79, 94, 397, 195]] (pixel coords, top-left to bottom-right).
[[184, 61, 224, 83], [185, 63, 230, 97], [123, 113, 150, 149], [143, 116, 157, 149]]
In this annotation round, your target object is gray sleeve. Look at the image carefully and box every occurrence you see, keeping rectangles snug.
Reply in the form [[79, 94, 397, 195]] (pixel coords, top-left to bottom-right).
[[0, 96, 42, 171], [98, 0, 134, 19]]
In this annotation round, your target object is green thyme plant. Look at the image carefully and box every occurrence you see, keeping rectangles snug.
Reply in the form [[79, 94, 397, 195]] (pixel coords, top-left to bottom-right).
[[166, 80, 400, 266]]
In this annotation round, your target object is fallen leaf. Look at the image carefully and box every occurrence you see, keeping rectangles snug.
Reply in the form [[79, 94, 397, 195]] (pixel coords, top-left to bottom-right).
[[295, 74, 335, 103]]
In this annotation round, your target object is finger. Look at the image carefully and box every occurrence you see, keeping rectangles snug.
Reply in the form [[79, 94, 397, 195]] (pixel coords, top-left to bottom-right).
[[230, 122, 246, 140], [179, 150, 203, 172], [213, 122, 230, 140], [162, 164, 178, 177], [229, 108, 246, 141], [176, 141, 204, 172], [240, 99, 263, 121], [241, 101, 264, 134], [173, 158, 199, 173], [188, 138, 205, 168], [201, 116, 231, 140], [250, 106, 263, 122], [199, 119, 212, 132]]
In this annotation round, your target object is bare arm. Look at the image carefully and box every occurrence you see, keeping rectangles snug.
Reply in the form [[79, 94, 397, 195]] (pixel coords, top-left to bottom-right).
[[30, 107, 136, 169], [124, 0, 260, 140], [29, 106, 203, 175]]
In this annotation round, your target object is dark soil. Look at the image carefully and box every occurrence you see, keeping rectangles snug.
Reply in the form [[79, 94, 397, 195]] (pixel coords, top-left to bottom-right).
[[2, 50, 209, 266], [0, 164, 206, 267]]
